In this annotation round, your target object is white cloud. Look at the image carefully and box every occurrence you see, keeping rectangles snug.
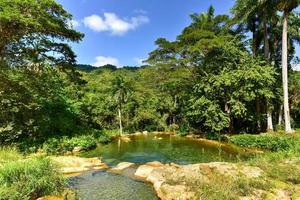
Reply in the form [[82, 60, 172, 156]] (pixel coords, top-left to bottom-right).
[[83, 12, 149, 35], [68, 19, 81, 28], [93, 56, 121, 67], [134, 57, 146, 66], [292, 64, 300, 71]]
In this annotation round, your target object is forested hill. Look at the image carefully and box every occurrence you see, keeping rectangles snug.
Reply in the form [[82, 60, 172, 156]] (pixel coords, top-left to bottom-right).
[[75, 64, 147, 72], [1, 1, 300, 146], [75, 64, 117, 72]]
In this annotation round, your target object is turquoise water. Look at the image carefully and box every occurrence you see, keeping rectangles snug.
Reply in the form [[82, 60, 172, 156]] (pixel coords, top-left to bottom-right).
[[81, 133, 249, 166], [70, 134, 250, 200], [69, 171, 158, 200]]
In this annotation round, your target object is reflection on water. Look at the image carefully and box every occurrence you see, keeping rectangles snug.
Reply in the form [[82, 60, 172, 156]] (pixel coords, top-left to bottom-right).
[[81, 134, 249, 166]]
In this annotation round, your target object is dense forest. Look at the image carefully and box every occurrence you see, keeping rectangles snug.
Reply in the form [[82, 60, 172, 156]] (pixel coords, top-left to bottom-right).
[[1, 0, 300, 200], [0, 0, 300, 146]]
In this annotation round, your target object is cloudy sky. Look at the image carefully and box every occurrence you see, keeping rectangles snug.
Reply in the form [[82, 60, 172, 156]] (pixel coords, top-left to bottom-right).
[[57, 0, 300, 67]]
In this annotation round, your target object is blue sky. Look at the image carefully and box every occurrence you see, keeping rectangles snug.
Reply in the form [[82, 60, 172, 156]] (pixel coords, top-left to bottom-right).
[[57, 0, 299, 67]]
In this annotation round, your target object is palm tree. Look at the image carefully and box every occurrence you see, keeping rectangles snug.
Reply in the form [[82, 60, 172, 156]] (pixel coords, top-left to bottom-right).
[[277, 0, 299, 133], [232, 0, 277, 132], [111, 75, 132, 136]]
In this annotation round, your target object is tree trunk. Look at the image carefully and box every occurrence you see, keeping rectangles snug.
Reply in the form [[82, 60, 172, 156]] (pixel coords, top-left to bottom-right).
[[118, 107, 123, 136], [225, 102, 233, 134], [282, 11, 293, 133], [252, 18, 258, 57], [267, 107, 273, 132], [264, 22, 273, 132], [256, 98, 261, 133], [278, 105, 283, 126], [263, 22, 270, 60]]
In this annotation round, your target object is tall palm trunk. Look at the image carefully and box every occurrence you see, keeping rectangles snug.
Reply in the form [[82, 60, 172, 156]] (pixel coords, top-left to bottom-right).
[[264, 22, 273, 132], [282, 11, 292, 133], [278, 105, 283, 126], [118, 106, 123, 136]]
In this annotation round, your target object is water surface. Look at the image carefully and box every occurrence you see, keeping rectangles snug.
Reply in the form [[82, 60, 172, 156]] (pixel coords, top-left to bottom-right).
[[72, 133, 250, 200], [69, 171, 158, 200], [81, 133, 248, 166]]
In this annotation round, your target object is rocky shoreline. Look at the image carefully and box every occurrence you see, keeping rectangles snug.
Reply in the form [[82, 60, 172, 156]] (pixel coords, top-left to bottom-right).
[[41, 155, 298, 200]]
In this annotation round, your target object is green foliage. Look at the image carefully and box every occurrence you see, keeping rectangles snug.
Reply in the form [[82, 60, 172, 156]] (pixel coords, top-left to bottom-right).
[[42, 135, 97, 154], [0, 66, 81, 144], [0, 156, 65, 200], [0, 0, 83, 66], [229, 134, 297, 151], [195, 173, 272, 200], [0, 148, 23, 165], [247, 150, 300, 185]]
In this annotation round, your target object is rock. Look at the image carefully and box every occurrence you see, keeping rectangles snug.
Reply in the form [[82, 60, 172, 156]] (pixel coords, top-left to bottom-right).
[[133, 132, 142, 135], [146, 161, 164, 167], [121, 136, 131, 142], [158, 184, 196, 200], [110, 162, 135, 172], [132, 161, 264, 200], [72, 146, 82, 153], [135, 164, 156, 179], [50, 156, 108, 175], [199, 162, 263, 178]]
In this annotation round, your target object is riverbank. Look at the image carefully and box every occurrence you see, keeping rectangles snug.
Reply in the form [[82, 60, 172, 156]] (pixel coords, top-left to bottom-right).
[[1, 131, 300, 200]]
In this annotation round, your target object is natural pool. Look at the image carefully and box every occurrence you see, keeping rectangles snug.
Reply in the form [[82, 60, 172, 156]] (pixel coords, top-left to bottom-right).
[[70, 133, 251, 200], [80, 133, 249, 165]]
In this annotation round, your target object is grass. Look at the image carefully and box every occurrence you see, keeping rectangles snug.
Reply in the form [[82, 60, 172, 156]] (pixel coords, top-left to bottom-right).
[[194, 173, 272, 200], [0, 147, 23, 165], [0, 149, 65, 200], [165, 131, 300, 199]]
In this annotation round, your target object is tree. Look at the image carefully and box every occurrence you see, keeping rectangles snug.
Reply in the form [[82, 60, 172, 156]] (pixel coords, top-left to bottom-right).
[[0, 0, 83, 68], [277, 0, 299, 133], [112, 75, 132, 136], [232, 0, 278, 132]]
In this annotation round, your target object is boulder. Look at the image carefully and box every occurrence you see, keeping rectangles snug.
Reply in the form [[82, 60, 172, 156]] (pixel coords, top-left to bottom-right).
[[146, 161, 164, 167], [50, 156, 108, 175], [72, 147, 82, 153], [135, 164, 156, 179], [132, 162, 264, 200], [110, 162, 135, 172], [158, 184, 196, 200]]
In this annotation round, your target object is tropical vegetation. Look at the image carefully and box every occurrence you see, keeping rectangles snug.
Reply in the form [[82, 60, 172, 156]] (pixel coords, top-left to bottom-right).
[[0, 0, 299, 199]]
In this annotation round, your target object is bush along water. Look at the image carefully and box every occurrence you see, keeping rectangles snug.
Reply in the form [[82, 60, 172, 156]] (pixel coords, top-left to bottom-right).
[[229, 134, 297, 151]]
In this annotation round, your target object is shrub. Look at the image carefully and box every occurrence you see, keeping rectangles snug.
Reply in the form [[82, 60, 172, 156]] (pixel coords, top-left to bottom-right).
[[65, 135, 97, 151], [205, 133, 228, 142], [42, 135, 97, 154], [0, 157, 65, 200], [92, 130, 116, 143], [0, 148, 23, 165], [229, 134, 296, 151]]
